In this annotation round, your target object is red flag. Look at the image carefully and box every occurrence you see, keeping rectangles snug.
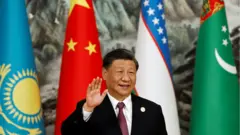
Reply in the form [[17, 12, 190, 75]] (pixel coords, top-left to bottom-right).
[[200, 0, 224, 23], [54, 0, 105, 134]]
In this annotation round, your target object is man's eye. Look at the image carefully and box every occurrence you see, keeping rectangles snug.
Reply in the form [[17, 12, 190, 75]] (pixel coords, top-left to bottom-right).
[[129, 71, 135, 74], [117, 71, 123, 73]]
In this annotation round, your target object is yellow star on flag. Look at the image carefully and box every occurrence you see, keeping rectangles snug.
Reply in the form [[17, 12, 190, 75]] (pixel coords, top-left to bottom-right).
[[69, 0, 90, 16], [85, 41, 97, 55], [67, 38, 78, 51]]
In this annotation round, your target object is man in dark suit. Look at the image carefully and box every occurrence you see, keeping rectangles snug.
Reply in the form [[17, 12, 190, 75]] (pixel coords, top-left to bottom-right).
[[61, 49, 167, 135]]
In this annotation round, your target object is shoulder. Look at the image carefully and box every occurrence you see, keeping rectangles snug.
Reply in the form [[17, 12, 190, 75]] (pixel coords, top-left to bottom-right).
[[132, 94, 162, 110]]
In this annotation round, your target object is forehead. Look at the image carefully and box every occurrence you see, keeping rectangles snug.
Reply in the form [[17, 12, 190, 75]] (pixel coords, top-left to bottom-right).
[[111, 59, 136, 68]]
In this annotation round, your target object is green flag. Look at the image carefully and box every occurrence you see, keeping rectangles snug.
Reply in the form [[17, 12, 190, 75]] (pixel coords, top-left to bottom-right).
[[190, 0, 239, 135]]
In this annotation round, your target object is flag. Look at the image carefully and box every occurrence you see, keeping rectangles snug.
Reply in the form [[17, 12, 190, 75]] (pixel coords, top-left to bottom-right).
[[135, 0, 180, 135], [0, 1, 45, 135], [54, 0, 105, 134], [190, 0, 239, 135]]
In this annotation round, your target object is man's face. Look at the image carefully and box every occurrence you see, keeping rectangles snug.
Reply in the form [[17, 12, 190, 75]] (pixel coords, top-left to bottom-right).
[[102, 59, 137, 100]]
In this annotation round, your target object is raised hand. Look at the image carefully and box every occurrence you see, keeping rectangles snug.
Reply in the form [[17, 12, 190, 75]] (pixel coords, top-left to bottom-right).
[[83, 77, 108, 112]]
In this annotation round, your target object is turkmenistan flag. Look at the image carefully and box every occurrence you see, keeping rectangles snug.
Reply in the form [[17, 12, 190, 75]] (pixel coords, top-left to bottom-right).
[[190, 0, 239, 135]]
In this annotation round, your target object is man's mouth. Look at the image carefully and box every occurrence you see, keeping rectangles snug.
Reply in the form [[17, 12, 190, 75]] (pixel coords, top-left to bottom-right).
[[119, 84, 130, 89]]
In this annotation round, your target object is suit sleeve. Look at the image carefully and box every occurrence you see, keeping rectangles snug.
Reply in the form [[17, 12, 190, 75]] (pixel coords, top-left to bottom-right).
[[156, 105, 168, 135], [61, 100, 90, 135]]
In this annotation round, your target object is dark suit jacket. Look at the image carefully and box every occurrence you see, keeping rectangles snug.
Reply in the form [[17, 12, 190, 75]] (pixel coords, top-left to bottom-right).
[[61, 94, 167, 135]]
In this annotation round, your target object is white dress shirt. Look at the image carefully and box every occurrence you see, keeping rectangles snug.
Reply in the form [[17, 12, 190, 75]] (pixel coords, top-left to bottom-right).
[[83, 93, 132, 134]]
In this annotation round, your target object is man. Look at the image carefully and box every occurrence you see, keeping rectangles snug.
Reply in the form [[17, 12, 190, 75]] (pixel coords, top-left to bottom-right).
[[61, 48, 167, 135]]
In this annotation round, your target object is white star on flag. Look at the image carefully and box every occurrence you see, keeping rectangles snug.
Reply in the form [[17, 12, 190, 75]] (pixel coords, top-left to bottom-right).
[[144, 0, 149, 7], [147, 8, 155, 16], [222, 25, 227, 33], [157, 27, 163, 34], [222, 39, 228, 46], [152, 17, 159, 25], [162, 37, 167, 44], [161, 14, 165, 20], [157, 3, 163, 10]]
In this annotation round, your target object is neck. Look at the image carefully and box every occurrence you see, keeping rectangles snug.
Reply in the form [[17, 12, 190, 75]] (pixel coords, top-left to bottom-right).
[[108, 91, 129, 101]]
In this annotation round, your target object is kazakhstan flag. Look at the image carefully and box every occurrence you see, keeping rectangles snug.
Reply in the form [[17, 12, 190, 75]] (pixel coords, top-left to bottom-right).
[[0, 1, 45, 135]]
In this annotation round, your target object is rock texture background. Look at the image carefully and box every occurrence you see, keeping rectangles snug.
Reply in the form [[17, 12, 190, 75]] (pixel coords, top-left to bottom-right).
[[25, 0, 240, 134]]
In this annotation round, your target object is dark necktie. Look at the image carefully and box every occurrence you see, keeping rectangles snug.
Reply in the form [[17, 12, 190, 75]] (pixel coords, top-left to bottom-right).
[[117, 102, 129, 135]]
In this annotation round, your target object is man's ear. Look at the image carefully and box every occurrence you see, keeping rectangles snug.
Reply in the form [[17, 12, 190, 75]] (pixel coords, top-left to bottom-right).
[[102, 68, 107, 80]]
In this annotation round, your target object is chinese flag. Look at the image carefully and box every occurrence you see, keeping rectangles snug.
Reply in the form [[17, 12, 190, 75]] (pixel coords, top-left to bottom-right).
[[54, 0, 105, 134]]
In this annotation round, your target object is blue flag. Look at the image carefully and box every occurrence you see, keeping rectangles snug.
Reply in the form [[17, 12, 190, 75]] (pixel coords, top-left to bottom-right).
[[0, 1, 45, 135]]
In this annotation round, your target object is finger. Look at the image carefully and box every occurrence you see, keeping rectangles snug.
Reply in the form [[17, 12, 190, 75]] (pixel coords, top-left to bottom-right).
[[87, 84, 91, 93], [91, 89, 98, 95], [94, 77, 100, 90], [96, 78, 102, 90], [89, 78, 95, 91], [101, 89, 108, 98], [91, 78, 97, 90], [94, 84, 100, 94]]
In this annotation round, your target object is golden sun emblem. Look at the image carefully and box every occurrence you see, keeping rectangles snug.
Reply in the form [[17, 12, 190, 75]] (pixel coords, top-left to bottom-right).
[[3, 69, 43, 125], [0, 64, 11, 87]]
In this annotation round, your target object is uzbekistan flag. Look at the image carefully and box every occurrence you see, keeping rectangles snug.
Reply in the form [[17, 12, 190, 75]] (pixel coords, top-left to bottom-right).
[[135, 0, 180, 135]]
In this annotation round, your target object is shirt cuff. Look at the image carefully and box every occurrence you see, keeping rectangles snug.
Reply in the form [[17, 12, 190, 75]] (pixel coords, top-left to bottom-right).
[[82, 108, 93, 122]]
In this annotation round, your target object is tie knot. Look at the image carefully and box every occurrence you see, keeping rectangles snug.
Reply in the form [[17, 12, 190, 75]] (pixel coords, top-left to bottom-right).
[[117, 102, 125, 109]]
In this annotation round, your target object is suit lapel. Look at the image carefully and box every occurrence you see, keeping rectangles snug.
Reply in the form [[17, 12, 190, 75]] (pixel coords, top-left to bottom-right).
[[92, 95, 122, 135], [97, 95, 116, 118]]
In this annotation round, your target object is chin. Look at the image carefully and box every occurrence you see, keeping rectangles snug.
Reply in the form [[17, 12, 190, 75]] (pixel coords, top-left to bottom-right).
[[118, 90, 132, 97]]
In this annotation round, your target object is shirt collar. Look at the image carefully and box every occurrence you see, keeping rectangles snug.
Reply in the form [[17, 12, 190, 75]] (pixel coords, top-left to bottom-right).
[[107, 92, 132, 111]]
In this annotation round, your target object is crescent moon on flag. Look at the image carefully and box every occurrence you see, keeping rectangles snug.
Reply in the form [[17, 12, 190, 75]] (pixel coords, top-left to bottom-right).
[[214, 48, 237, 74]]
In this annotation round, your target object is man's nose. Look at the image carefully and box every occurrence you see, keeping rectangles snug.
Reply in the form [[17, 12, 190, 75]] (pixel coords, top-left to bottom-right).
[[121, 72, 130, 81]]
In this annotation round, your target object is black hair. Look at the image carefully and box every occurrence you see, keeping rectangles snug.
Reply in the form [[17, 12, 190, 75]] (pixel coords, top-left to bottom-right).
[[103, 48, 139, 70]]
